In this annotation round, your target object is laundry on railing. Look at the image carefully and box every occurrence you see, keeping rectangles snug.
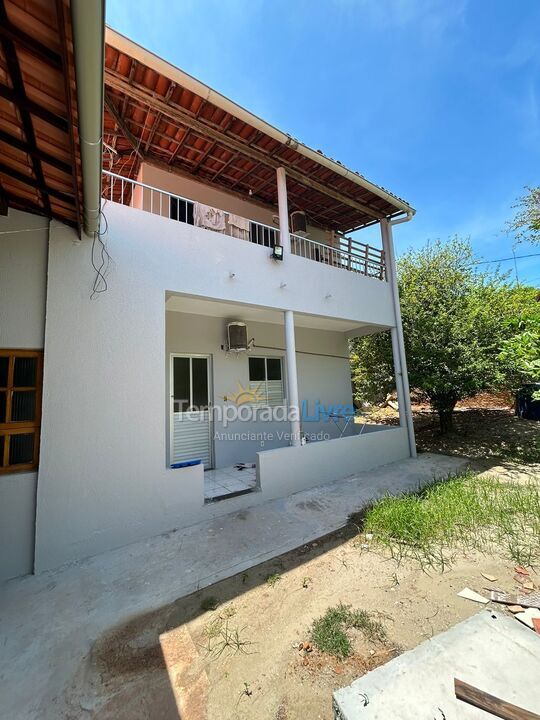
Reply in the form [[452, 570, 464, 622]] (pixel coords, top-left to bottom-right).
[[193, 202, 226, 232], [227, 213, 250, 241]]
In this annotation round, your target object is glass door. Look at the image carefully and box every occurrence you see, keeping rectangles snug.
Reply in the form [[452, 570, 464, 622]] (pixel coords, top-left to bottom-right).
[[170, 354, 213, 468]]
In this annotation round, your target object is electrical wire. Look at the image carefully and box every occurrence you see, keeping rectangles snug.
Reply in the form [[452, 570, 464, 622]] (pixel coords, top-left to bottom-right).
[[90, 207, 111, 299], [472, 252, 540, 265]]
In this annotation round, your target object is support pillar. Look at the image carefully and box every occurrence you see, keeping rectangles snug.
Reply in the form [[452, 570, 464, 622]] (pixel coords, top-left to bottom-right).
[[284, 309, 301, 446], [276, 167, 291, 254], [380, 218, 417, 458]]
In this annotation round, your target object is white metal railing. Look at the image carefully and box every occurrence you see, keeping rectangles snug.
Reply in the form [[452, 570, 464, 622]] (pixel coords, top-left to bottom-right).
[[102, 170, 279, 249], [290, 233, 386, 279], [102, 170, 385, 279]]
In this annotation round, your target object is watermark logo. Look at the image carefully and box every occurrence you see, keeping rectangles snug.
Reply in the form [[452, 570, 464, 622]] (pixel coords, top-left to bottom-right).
[[222, 381, 264, 406]]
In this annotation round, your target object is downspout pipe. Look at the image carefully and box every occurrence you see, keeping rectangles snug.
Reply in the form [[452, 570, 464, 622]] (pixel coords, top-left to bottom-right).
[[381, 215, 417, 458], [71, 0, 106, 236]]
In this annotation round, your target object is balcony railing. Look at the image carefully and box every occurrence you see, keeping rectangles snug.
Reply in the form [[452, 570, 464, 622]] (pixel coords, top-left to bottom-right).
[[290, 234, 385, 279], [102, 170, 386, 280]]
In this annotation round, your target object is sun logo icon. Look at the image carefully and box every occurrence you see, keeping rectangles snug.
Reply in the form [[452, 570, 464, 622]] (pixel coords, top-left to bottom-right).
[[223, 381, 264, 406]]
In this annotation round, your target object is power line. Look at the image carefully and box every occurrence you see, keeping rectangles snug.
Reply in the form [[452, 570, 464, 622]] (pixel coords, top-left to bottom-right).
[[472, 252, 540, 266]]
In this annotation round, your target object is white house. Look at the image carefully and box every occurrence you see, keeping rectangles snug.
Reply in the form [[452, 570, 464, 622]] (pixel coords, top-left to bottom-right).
[[0, 3, 416, 580]]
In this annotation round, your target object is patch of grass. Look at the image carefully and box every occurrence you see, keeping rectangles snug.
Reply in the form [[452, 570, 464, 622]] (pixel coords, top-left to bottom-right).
[[266, 572, 282, 587], [200, 596, 219, 611], [363, 471, 540, 570], [202, 618, 255, 658], [310, 603, 385, 660]]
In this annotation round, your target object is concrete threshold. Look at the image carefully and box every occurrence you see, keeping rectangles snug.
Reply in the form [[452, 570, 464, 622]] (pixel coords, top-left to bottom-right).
[[0, 452, 466, 719]]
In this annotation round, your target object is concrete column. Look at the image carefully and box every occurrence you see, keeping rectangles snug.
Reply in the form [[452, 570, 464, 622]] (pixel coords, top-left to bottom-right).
[[276, 167, 291, 254], [380, 218, 417, 458], [284, 309, 301, 446]]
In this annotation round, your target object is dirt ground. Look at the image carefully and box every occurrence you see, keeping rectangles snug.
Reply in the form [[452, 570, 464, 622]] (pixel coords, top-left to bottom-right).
[[71, 401, 539, 720], [366, 391, 539, 465]]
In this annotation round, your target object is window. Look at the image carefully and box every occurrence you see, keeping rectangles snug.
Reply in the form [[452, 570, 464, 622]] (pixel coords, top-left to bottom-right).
[[0, 350, 43, 474], [248, 356, 284, 406], [172, 356, 209, 412], [170, 196, 194, 225]]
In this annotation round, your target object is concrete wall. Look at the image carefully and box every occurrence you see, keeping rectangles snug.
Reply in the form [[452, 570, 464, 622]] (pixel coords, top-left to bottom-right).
[[258, 426, 409, 499], [0, 209, 49, 581], [34, 204, 400, 572], [137, 163, 332, 245], [166, 311, 355, 468], [99, 201, 395, 328]]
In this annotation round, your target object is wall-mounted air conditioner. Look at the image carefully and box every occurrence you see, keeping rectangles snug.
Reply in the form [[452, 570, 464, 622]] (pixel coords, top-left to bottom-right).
[[291, 211, 308, 237], [227, 322, 249, 352]]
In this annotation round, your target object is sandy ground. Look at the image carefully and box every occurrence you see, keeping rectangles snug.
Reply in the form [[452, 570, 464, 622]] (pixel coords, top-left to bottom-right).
[[76, 474, 538, 720], [63, 401, 539, 720]]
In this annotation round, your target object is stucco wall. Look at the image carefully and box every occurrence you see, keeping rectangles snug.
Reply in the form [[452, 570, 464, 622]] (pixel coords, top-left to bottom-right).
[[34, 205, 400, 572], [258, 427, 410, 500], [137, 163, 331, 245], [99, 201, 395, 328], [166, 311, 355, 468], [0, 209, 48, 581]]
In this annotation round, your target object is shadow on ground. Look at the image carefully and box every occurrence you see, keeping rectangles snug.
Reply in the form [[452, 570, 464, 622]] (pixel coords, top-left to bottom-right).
[[68, 525, 359, 719]]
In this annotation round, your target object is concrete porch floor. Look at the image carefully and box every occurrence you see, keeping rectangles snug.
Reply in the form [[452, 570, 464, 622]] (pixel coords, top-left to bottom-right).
[[0, 453, 466, 719]]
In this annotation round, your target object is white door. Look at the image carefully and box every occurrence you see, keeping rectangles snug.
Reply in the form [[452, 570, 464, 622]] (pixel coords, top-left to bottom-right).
[[170, 354, 213, 468]]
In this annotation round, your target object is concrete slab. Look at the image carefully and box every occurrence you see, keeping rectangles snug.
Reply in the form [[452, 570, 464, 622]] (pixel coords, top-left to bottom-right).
[[333, 610, 540, 719], [0, 453, 465, 719]]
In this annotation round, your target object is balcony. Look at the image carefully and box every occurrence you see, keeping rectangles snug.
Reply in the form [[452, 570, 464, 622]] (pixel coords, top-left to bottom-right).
[[102, 170, 387, 281]]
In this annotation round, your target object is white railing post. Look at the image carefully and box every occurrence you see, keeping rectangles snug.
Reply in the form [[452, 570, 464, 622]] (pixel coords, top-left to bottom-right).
[[276, 167, 291, 254]]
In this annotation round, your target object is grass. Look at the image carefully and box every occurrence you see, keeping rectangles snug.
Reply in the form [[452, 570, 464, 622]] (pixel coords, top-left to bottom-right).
[[202, 618, 254, 658], [266, 572, 282, 587], [362, 471, 540, 570], [310, 603, 386, 660]]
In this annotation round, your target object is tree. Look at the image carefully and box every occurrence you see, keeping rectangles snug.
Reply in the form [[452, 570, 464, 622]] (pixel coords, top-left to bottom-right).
[[351, 238, 531, 433], [498, 286, 540, 391], [507, 187, 540, 245]]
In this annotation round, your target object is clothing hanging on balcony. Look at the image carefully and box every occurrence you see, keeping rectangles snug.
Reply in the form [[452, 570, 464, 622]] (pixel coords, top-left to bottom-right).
[[193, 202, 226, 232], [227, 213, 250, 241]]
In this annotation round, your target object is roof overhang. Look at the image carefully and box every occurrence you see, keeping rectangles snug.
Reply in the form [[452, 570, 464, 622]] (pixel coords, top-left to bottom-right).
[[0, 0, 105, 235], [104, 27, 415, 234]]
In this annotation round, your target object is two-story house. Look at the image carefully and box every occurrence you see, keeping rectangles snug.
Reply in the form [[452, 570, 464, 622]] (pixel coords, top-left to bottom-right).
[[0, 5, 416, 580]]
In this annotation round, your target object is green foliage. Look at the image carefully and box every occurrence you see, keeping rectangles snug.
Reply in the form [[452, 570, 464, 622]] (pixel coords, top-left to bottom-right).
[[363, 471, 540, 570], [498, 286, 540, 385], [507, 186, 540, 245], [310, 603, 385, 659], [351, 237, 538, 431]]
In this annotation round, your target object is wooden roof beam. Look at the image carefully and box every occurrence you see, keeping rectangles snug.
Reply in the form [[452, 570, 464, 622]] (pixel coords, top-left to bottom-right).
[[0, 179, 7, 215], [0, 128, 72, 175], [104, 92, 145, 160], [0, 161, 74, 205], [0, 0, 50, 214], [104, 71, 383, 220], [0, 20, 62, 69], [0, 83, 69, 132]]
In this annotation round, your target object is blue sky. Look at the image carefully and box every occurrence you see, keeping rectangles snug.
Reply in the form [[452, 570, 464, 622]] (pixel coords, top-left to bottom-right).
[[107, 0, 540, 286]]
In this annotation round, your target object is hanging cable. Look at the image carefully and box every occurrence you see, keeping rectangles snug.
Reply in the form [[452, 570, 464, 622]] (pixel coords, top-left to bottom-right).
[[90, 207, 111, 299]]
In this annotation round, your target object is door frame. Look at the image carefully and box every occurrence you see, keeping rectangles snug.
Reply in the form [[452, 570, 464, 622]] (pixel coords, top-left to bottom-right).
[[169, 353, 214, 469]]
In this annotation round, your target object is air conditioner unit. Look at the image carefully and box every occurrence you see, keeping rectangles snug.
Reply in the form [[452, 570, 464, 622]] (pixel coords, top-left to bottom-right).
[[290, 211, 308, 237], [227, 322, 248, 352]]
